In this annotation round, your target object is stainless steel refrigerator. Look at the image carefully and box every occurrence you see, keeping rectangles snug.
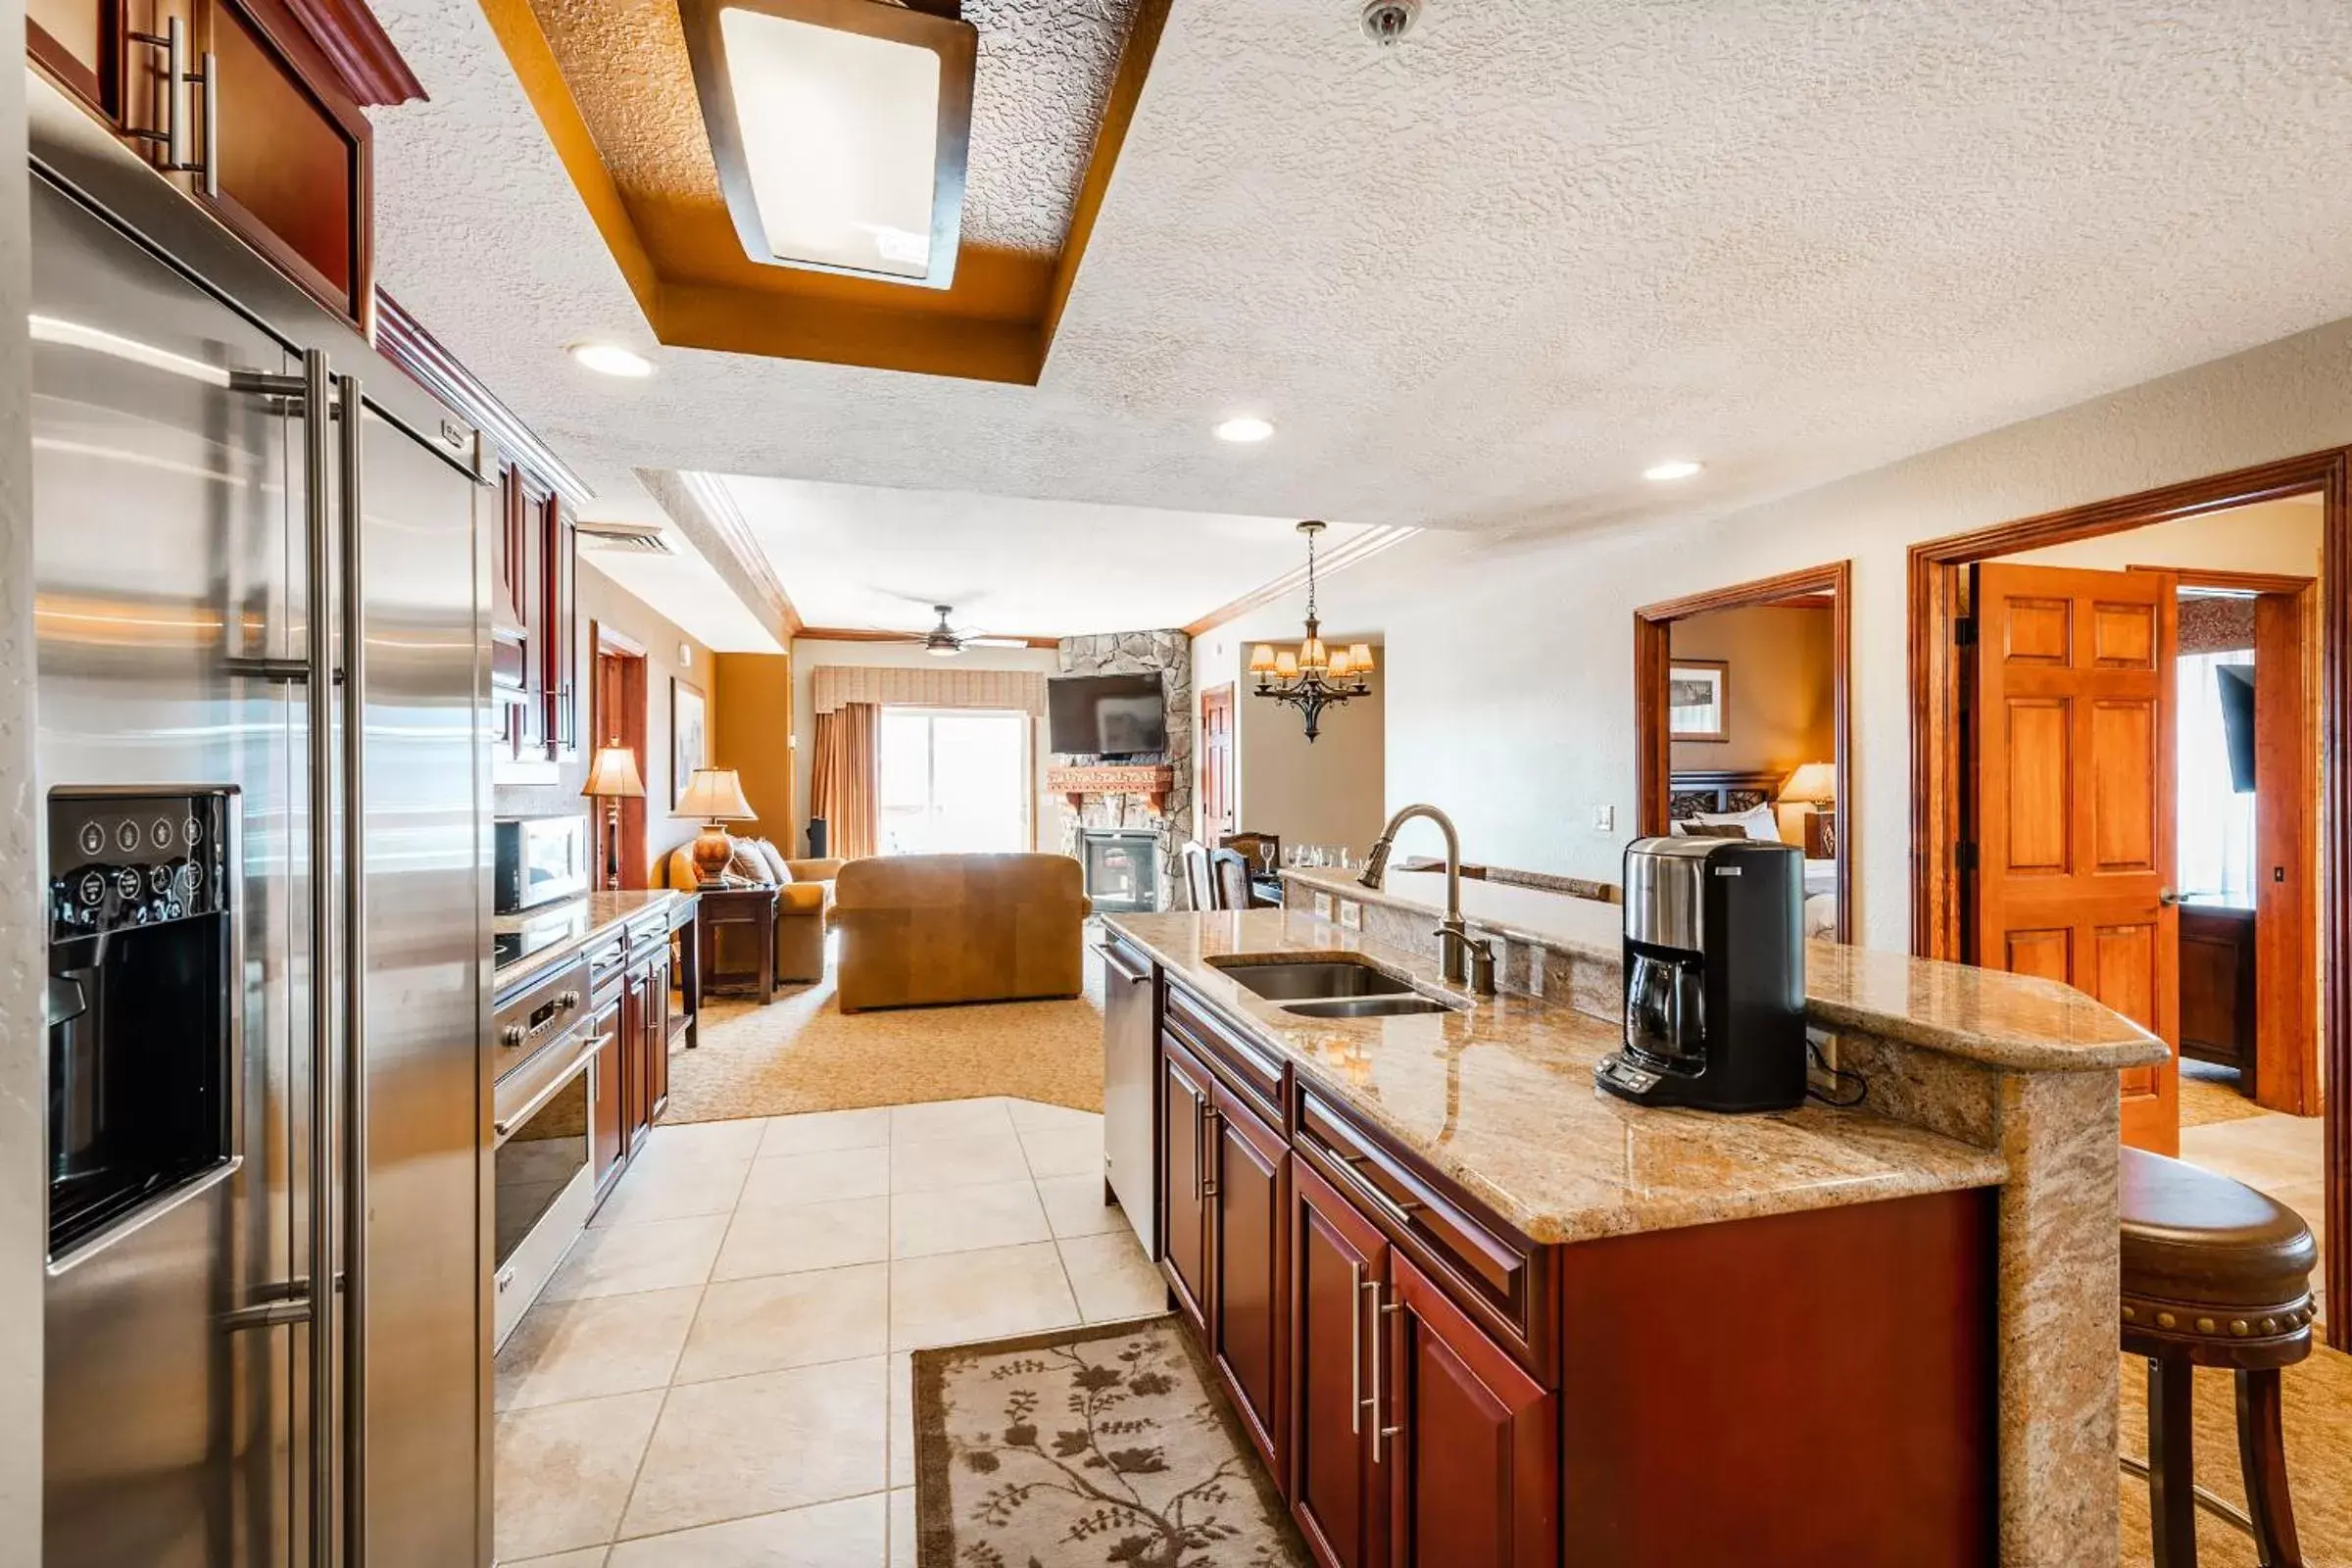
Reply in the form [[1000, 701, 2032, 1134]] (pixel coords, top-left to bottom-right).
[[29, 72, 493, 1567]]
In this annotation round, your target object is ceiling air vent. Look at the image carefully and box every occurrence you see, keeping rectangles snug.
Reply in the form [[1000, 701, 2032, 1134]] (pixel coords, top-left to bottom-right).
[[573, 520, 675, 556]]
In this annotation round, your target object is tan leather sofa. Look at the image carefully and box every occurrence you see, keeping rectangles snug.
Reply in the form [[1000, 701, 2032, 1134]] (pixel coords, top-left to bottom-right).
[[831, 853, 1092, 1012], [663, 844, 846, 984]]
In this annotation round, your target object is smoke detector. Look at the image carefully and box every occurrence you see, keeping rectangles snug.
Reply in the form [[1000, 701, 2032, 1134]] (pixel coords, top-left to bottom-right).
[[1361, 0, 1420, 45]]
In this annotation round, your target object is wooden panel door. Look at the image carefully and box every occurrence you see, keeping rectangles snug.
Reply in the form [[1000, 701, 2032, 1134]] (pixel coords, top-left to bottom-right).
[[1200, 684, 1235, 847], [1384, 1249, 1556, 1568], [1158, 1037, 1212, 1335], [1291, 1158, 1387, 1568], [2250, 588, 2317, 1114], [1971, 562, 2180, 1152], [1209, 1079, 1288, 1475]]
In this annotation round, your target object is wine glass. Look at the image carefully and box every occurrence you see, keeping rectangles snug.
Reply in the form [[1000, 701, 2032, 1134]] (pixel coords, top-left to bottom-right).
[[1257, 841, 1278, 877]]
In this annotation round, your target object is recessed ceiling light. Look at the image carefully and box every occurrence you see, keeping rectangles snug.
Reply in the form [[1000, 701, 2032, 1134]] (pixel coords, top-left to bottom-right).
[[1642, 459, 1703, 482], [1215, 416, 1274, 444], [568, 342, 656, 378]]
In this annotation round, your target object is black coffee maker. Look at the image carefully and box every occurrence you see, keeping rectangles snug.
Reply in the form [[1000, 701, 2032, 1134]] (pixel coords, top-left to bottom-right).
[[1595, 836, 1806, 1112]]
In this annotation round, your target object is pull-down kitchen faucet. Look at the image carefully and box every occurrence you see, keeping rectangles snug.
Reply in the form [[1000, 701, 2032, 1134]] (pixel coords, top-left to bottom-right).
[[1359, 804, 1498, 996]]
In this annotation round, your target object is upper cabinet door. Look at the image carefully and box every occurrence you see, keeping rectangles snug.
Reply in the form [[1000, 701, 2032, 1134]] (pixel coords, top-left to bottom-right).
[[28, 0, 120, 121], [544, 496, 578, 760]]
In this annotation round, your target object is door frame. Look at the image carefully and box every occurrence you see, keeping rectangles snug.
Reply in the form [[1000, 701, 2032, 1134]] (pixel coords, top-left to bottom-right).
[[1905, 444, 2349, 1350], [1634, 561, 1852, 942], [1199, 682, 1236, 848], [590, 620, 649, 889], [2131, 564, 2321, 1118]]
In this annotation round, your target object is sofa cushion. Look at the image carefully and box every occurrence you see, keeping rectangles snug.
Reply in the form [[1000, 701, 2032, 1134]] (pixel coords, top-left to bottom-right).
[[749, 838, 793, 884], [777, 881, 829, 915]]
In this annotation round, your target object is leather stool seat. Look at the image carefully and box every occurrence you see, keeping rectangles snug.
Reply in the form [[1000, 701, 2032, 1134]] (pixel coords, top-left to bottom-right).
[[2119, 1148, 2317, 1568], [2121, 1149, 2320, 1368]]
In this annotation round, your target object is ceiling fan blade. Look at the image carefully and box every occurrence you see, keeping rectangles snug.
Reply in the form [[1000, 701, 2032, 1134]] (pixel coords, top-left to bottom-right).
[[964, 637, 1029, 649]]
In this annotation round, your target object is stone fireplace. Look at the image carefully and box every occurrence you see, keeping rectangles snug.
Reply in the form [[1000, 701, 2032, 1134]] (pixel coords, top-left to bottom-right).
[[1054, 629, 1194, 909], [1078, 828, 1161, 914]]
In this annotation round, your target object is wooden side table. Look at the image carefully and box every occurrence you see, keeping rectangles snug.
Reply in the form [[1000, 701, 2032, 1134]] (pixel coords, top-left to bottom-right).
[[696, 886, 777, 1004]]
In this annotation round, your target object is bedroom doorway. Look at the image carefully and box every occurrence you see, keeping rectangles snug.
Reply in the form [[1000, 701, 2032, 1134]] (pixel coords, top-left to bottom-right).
[[1908, 449, 2346, 1343], [590, 621, 650, 890], [1634, 562, 1852, 942]]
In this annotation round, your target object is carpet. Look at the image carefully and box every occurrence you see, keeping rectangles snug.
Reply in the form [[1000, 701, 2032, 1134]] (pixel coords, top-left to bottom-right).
[[663, 954, 1105, 1124], [2179, 1060, 2274, 1130], [2119, 1340, 2352, 1566], [913, 1316, 1308, 1568]]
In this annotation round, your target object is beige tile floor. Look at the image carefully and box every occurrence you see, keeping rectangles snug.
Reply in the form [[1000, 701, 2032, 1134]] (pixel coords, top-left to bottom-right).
[[496, 1096, 1159, 1566], [2179, 1106, 2328, 1324]]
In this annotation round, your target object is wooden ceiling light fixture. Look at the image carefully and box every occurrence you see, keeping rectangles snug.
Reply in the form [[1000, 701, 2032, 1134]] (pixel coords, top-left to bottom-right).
[[680, 0, 977, 289]]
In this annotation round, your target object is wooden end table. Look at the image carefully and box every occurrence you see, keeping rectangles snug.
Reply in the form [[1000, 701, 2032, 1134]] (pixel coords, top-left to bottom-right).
[[696, 885, 778, 1004]]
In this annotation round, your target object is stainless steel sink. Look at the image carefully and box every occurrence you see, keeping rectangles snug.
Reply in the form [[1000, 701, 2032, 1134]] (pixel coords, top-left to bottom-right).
[[1282, 996, 1458, 1019], [1207, 956, 1418, 1002]]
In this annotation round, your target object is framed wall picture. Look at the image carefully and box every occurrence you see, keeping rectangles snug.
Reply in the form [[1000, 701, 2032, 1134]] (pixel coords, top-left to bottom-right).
[[670, 677, 708, 808], [1667, 660, 1730, 743]]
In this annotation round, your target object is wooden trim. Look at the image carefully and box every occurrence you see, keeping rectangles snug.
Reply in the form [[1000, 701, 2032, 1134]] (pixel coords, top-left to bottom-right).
[[27, 18, 109, 115], [596, 622, 648, 660], [1182, 524, 1418, 639], [2132, 565, 2318, 596], [1904, 445, 2350, 1352], [275, 0, 424, 106], [589, 620, 649, 890], [1635, 562, 1852, 942], [1041, 0, 1173, 346], [373, 292, 593, 506], [794, 625, 1058, 649]]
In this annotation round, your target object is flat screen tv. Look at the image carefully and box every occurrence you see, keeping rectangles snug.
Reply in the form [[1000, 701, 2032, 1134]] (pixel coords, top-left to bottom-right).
[[2216, 663, 2256, 793], [1048, 673, 1167, 757]]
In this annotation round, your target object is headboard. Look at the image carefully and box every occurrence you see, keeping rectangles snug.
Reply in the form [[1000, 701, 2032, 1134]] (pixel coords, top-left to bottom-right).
[[1667, 768, 1785, 820]]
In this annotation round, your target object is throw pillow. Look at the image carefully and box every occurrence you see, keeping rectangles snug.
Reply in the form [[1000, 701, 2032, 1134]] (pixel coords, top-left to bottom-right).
[[750, 838, 792, 884], [725, 841, 771, 884], [1679, 802, 1782, 843], [1677, 822, 1749, 839]]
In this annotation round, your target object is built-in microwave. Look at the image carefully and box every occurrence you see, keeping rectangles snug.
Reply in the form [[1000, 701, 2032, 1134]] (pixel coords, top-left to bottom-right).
[[495, 814, 590, 914]]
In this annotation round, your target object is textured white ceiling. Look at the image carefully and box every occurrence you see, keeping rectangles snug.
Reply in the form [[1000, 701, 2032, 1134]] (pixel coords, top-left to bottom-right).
[[367, 0, 2352, 549], [718, 474, 1361, 636], [581, 539, 785, 653]]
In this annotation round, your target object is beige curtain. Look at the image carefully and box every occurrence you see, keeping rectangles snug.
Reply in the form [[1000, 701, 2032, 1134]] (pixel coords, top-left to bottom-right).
[[810, 701, 880, 859]]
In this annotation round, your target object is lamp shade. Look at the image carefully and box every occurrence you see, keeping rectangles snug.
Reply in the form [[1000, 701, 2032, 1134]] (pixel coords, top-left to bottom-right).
[[1781, 760, 1837, 806], [677, 766, 757, 822], [1248, 644, 1278, 674], [1347, 642, 1375, 673], [581, 745, 647, 800]]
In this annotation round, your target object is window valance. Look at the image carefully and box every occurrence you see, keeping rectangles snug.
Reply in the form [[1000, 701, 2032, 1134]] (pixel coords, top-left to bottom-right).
[[809, 663, 1049, 716]]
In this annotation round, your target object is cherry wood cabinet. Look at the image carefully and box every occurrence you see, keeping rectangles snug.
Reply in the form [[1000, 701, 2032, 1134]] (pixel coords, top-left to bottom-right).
[[1158, 1038, 1213, 1335], [587, 997, 625, 1197], [640, 944, 670, 1126], [30, 0, 373, 328], [1209, 1075, 1288, 1474], [1291, 1157, 1387, 1568], [488, 459, 579, 767], [1383, 1249, 1556, 1568]]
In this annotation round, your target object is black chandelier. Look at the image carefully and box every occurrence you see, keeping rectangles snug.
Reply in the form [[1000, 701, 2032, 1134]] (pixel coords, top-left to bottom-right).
[[1250, 520, 1373, 743]]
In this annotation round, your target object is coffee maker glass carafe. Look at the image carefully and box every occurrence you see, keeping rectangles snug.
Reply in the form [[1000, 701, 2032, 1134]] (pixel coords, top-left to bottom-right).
[[1624, 948, 1706, 1066]]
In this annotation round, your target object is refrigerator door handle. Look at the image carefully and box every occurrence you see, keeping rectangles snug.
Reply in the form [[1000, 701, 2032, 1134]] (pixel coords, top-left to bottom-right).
[[334, 368, 369, 1568]]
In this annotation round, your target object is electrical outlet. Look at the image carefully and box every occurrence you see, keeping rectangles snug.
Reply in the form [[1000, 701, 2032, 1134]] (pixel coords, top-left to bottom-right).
[[1592, 804, 1615, 833], [1313, 892, 1334, 921], [1339, 899, 1362, 931]]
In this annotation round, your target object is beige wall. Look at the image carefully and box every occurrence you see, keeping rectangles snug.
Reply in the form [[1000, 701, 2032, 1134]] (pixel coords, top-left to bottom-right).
[[0, 19, 40, 1557], [1375, 314, 2352, 952], [1667, 605, 1834, 776], [715, 653, 793, 836], [2000, 495, 2322, 575], [787, 638, 1060, 858], [497, 560, 720, 886], [1216, 640, 1388, 856]]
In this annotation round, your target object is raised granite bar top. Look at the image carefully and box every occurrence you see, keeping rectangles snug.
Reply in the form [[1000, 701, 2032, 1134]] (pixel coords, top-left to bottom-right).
[[494, 889, 691, 989], [1282, 865, 2168, 1075], [1103, 907, 2007, 1246]]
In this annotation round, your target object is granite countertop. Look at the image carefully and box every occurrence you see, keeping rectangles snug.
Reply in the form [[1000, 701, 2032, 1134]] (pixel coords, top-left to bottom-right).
[[1282, 865, 2169, 1075], [494, 889, 690, 986], [1103, 908, 2008, 1246]]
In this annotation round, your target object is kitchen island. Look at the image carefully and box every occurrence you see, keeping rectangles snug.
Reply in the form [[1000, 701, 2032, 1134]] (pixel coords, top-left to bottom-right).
[[1102, 904, 2166, 1568]]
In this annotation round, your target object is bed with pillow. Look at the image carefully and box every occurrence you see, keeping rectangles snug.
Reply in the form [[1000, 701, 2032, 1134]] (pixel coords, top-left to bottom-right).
[[1667, 770, 1838, 939]]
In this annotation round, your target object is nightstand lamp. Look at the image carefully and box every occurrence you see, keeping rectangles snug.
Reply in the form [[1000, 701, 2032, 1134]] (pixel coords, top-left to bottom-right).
[[677, 766, 758, 885], [1781, 760, 1837, 858], [580, 743, 646, 886]]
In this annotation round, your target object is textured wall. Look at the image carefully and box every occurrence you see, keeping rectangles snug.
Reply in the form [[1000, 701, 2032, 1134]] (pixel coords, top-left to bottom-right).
[[0, 15, 41, 1559], [1057, 630, 1192, 910], [1375, 315, 2352, 954]]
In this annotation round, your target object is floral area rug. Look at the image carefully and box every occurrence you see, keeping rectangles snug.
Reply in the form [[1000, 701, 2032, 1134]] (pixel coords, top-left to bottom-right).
[[913, 1315, 1308, 1568]]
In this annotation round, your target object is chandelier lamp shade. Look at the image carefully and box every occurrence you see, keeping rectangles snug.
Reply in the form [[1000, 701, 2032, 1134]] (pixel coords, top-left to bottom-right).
[[1250, 520, 1373, 743]]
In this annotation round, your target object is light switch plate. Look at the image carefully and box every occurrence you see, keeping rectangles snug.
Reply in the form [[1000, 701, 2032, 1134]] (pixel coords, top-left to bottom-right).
[[1592, 804, 1616, 832]]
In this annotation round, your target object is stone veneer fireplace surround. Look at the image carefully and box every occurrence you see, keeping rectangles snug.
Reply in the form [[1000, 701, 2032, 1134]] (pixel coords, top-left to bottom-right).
[[1054, 629, 1194, 910]]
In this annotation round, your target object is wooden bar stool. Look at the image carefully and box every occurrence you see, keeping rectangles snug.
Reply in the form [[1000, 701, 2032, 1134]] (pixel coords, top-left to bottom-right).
[[2120, 1148, 2319, 1568]]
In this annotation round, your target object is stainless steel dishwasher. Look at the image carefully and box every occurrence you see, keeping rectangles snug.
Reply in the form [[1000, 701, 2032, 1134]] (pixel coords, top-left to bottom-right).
[[1100, 932, 1157, 1255]]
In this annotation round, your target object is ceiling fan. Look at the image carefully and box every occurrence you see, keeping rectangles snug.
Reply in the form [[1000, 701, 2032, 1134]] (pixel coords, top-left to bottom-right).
[[893, 605, 1028, 658]]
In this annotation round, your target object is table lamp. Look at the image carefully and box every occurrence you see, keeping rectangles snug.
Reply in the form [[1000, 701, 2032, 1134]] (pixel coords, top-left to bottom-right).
[[676, 766, 758, 885], [580, 743, 646, 886], [1781, 760, 1837, 856]]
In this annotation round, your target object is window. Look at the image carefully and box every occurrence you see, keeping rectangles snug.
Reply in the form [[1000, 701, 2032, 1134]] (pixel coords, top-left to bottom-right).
[[878, 708, 1031, 855]]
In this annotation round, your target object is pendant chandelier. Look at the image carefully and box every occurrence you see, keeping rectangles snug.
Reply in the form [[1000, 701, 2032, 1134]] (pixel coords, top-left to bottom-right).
[[1250, 520, 1373, 743]]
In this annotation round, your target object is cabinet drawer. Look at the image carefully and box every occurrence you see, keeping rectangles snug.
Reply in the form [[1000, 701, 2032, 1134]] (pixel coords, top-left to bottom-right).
[[1163, 981, 1287, 1130], [585, 934, 628, 1005], [1296, 1088, 1550, 1381]]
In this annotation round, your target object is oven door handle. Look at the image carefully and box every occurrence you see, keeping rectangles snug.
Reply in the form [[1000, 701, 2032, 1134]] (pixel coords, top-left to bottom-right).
[[493, 1033, 600, 1141]]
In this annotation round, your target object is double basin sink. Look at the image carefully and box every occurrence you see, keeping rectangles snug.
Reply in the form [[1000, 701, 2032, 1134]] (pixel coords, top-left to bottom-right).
[[1205, 956, 1461, 1018]]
